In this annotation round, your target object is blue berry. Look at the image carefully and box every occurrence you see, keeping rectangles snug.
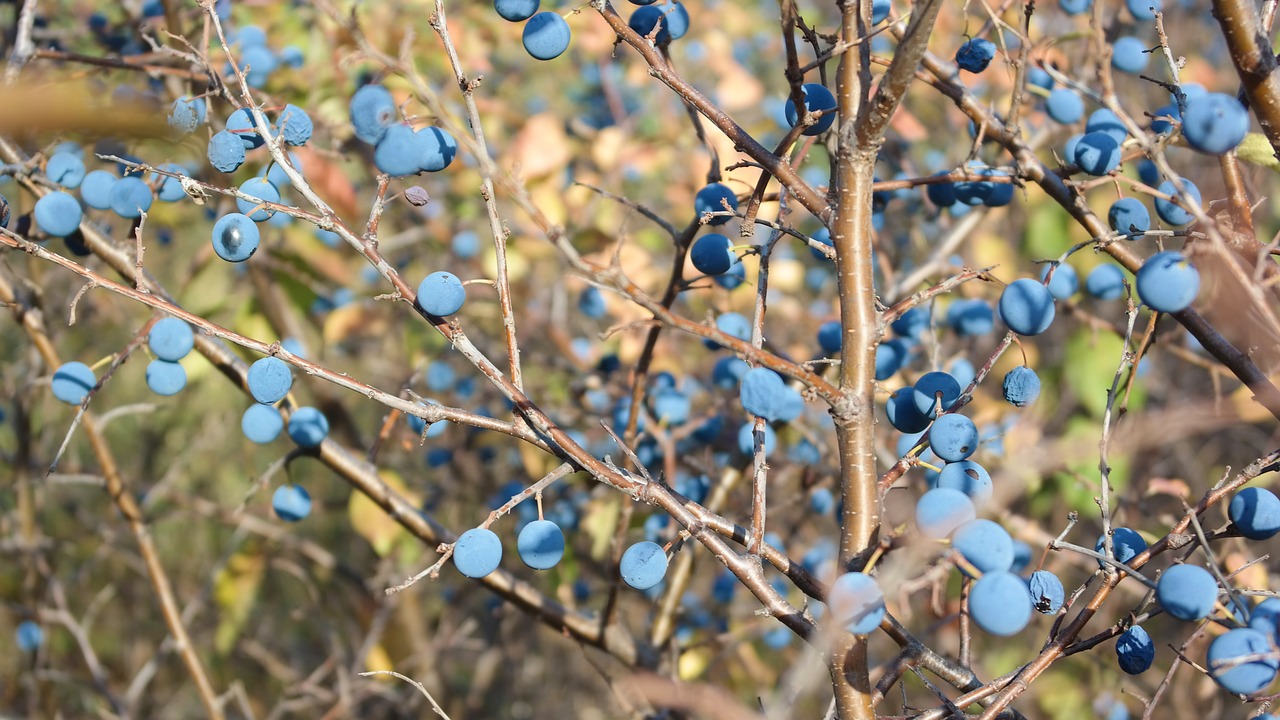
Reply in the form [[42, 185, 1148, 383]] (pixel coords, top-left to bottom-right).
[[1127, 0, 1160, 19], [950, 357, 977, 388], [1086, 109, 1129, 143], [417, 126, 457, 172], [51, 361, 95, 405], [1207, 628, 1279, 695], [225, 107, 266, 149], [913, 371, 962, 417], [79, 170, 117, 210], [241, 45, 278, 88], [148, 318, 194, 361], [875, 339, 909, 380], [168, 96, 207, 133], [818, 320, 842, 355], [1229, 487, 1280, 540], [288, 406, 330, 448], [242, 404, 284, 443], [1002, 366, 1041, 407], [350, 84, 397, 144], [915, 487, 976, 539], [578, 286, 606, 318], [1250, 598, 1280, 640], [1039, 263, 1078, 300], [280, 45, 305, 68], [1011, 541, 1033, 573], [273, 484, 312, 522], [16, 620, 43, 653], [952, 519, 1015, 575], [740, 368, 801, 422], [1111, 36, 1149, 74], [712, 262, 746, 290], [1156, 563, 1219, 621], [1136, 251, 1199, 313], [150, 163, 188, 203], [425, 363, 455, 392], [810, 487, 835, 515], [207, 130, 246, 173], [417, 271, 466, 316], [691, 233, 736, 274], [1150, 102, 1181, 135], [926, 174, 957, 207], [1060, 0, 1093, 14], [211, 213, 260, 262], [704, 311, 751, 349], [947, 298, 994, 336], [629, 5, 673, 43], [145, 359, 187, 396], [108, 176, 153, 219], [373, 124, 423, 177], [1154, 179, 1200, 226], [1028, 570, 1065, 614], [712, 356, 749, 388], [955, 37, 996, 73], [1182, 92, 1250, 155], [998, 278, 1056, 335], [871, 0, 891, 22], [620, 540, 669, 589], [828, 572, 886, 634], [1116, 625, 1155, 674], [496, 0, 540, 21], [928, 413, 979, 462], [694, 184, 738, 225], [1046, 89, 1084, 124], [517, 519, 565, 570], [234, 25, 268, 48], [891, 307, 930, 340], [236, 177, 280, 221], [653, 389, 691, 425], [47, 152, 85, 189], [453, 230, 480, 259], [886, 387, 931, 433], [1027, 66, 1053, 91], [969, 571, 1033, 636], [936, 460, 993, 508], [785, 83, 838, 136], [1108, 197, 1151, 236], [247, 357, 293, 404], [262, 152, 301, 188], [34, 191, 82, 237], [1073, 131, 1121, 176], [278, 103, 313, 146], [1085, 263, 1126, 299], [523, 11, 571, 60], [1095, 527, 1147, 565]]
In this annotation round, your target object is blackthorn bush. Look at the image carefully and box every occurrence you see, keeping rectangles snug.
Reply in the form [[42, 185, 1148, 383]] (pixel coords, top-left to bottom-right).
[[7, 0, 1280, 718]]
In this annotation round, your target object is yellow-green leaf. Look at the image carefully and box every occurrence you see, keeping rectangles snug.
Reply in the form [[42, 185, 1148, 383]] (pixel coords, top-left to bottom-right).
[[1235, 132, 1280, 174], [349, 469, 421, 557], [213, 548, 266, 655]]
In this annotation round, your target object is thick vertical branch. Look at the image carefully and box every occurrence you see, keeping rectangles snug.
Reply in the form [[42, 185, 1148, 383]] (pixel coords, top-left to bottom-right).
[[1214, 0, 1280, 161], [829, 0, 943, 714], [829, 0, 879, 714]]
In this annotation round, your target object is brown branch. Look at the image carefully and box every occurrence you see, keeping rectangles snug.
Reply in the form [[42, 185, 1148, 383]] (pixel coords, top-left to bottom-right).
[[1214, 0, 1280, 162], [859, 0, 943, 144]]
